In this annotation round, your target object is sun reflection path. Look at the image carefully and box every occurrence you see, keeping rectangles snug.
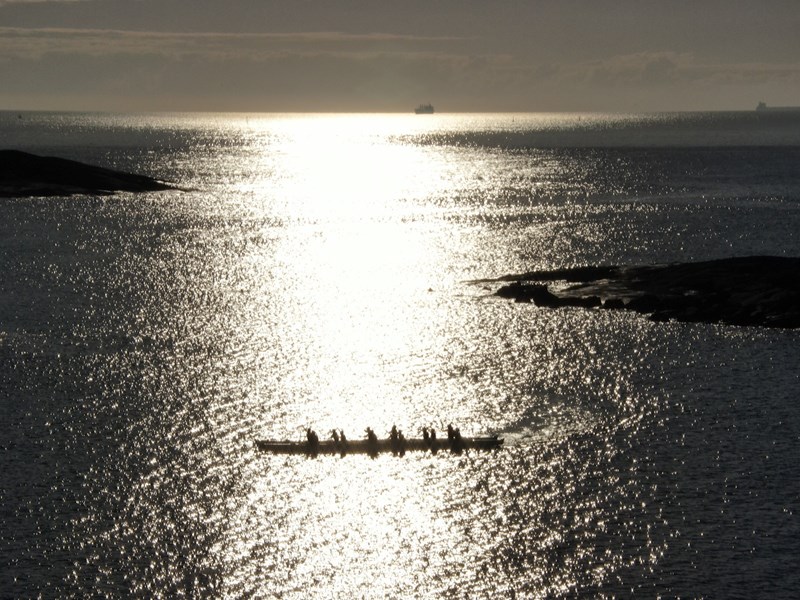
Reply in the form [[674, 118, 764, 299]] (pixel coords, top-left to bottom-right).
[[237, 114, 502, 436], [242, 113, 456, 220], [220, 452, 468, 598], [193, 113, 677, 598]]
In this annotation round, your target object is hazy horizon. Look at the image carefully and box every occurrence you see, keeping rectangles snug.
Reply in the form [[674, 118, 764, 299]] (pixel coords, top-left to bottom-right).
[[1, 0, 799, 113], [2, 107, 794, 116]]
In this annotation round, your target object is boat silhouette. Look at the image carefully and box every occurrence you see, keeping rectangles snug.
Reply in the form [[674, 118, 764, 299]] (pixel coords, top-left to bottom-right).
[[256, 434, 501, 456]]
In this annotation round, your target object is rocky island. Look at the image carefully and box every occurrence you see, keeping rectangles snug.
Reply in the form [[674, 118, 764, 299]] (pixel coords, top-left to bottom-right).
[[492, 256, 800, 329], [0, 149, 175, 197]]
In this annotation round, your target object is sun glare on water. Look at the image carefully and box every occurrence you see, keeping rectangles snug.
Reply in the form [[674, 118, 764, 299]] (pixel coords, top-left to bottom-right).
[[135, 112, 692, 598], [6, 111, 787, 597], [228, 115, 479, 431], [202, 114, 516, 597]]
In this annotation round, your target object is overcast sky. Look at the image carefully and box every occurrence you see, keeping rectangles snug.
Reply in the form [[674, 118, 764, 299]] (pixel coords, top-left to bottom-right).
[[1, 0, 799, 112]]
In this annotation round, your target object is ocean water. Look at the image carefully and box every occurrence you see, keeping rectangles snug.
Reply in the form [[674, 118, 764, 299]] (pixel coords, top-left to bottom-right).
[[1, 111, 799, 598]]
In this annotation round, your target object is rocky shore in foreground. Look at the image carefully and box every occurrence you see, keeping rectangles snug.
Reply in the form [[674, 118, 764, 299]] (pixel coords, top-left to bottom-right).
[[492, 256, 800, 329], [0, 150, 175, 197]]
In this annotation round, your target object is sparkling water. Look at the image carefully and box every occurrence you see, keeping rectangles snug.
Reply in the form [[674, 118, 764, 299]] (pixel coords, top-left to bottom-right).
[[1, 111, 799, 597]]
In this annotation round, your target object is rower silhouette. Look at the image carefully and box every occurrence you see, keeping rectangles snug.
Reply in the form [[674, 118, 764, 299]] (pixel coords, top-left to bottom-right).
[[339, 429, 348, 457], [365, 427, 378, 458], [429, 427, 439, 454], [331, 429, 340, 455], [390, 425, 400, 456], [398, 429, 406, 457], [306, 428, 319, 457], [447, 424, 463, 454]]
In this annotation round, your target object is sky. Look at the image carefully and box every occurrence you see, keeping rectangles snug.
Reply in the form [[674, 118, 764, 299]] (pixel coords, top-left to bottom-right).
[[1, 0, 799, 112]]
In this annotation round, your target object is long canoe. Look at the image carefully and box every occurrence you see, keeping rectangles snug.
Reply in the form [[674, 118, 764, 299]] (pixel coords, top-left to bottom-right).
[[255, 436, 502, 456]]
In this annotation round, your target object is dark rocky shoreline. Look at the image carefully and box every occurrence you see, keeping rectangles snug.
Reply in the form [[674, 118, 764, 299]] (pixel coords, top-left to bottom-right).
[[0, 149, 175, 197], [492, 256, 800, 328]]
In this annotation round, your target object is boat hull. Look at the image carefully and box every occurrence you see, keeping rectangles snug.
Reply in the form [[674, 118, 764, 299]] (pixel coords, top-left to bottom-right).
[[255, 436, 502, 456]]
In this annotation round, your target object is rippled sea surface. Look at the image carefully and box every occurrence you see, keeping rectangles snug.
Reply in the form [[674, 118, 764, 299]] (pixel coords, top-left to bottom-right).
[[2, 111, 800, 598]]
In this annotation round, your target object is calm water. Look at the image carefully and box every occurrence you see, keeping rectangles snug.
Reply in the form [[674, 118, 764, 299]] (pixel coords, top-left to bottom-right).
[[1, 111, 799, 598]]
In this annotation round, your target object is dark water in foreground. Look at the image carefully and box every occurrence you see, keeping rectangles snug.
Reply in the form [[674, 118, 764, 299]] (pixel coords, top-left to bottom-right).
[[1, 111, 799, 598]]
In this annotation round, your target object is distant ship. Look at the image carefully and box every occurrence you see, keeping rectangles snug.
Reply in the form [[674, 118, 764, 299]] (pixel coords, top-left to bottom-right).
[[756, 102, 800, 112], [414, 103, 434, 114]]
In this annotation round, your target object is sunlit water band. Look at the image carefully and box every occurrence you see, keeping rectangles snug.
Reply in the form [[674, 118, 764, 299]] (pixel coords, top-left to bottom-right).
[[1, 111, 799, 598]]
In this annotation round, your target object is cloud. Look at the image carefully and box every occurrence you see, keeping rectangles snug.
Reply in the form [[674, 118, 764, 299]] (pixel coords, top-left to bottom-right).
[[0, 26, 482, 111], [0, 26, 462, 61], [5, 27, 797, 87], [2, 27, 799, 112], [554, 52, 800, 87], [0, 0, 89, 5]]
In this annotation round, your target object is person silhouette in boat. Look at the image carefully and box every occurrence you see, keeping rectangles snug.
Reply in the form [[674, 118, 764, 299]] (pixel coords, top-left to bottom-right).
[[365, 427, 378, 458], [397, 428, 406, 457], [306, 428, 319, 456], [447, 424, 463, 454], [390, 425, 400, 455], [429, 427, 439, 454], [339, 429, 348, 457], [422, 427, 431, 447]]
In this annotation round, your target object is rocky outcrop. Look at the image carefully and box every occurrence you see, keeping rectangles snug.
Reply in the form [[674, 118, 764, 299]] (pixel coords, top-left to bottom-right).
[[0, 150, 175, 197], [493, 256, 800, 328]]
